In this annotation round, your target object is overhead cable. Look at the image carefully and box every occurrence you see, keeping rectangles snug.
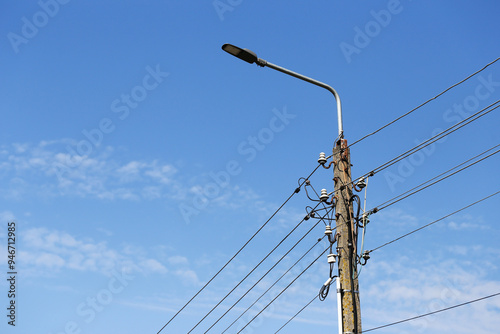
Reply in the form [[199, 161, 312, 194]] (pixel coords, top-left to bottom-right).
[[204, 208, 332, 333], [349, 57, 500, 148], [364, 99, 500, 179], [236, 247, 329, 334], [361, 292, 500, 333], [186, 201, 324, 333], [156, 164, 321, 333], [274, 282, 331, 333], [370, 144, 500, 213], [278, 287, 500, 333], [222, 236, 330, 334], [367, 189, 500, 254]]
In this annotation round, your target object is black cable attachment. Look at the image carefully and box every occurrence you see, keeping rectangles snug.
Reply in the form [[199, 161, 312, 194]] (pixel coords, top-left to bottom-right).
[[359, 250, 370, 265]]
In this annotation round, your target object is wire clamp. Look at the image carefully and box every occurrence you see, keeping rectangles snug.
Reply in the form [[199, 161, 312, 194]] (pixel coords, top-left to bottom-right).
[[342, 289, 359, 293], [361, 250, 370, 264], [362, 211, 370, 221]]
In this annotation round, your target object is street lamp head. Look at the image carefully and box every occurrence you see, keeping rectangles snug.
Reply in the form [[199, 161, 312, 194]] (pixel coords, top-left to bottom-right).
[[222, 44, 259, 65]]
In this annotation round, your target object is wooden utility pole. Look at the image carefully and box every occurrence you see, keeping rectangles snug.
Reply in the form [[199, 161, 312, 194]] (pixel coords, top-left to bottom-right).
[[333, 138, 362, 333]]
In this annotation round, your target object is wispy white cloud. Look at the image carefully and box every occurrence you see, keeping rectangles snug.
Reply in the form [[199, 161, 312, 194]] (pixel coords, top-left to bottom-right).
[[361, 255, 500, 333], [167, 255, 189, 265], [337, 205, 500, 332], [447, 214, 488, 230], [173, 268, 200, 285], [19, 227, 168, 277], [0, 141, 181, 201], [142, 258, 168, 274], [0, 141, 267, 217], [374, 207, 420, 229]]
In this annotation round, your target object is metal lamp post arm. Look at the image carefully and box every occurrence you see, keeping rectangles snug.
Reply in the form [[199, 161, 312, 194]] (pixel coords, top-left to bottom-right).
[[257, 58, 343, 138]]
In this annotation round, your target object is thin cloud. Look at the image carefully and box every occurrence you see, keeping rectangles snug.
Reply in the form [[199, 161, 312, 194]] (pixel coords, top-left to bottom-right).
[[361, 255, 500, 333], [20, 227, 168, 277], [0, 141, 181, 201]]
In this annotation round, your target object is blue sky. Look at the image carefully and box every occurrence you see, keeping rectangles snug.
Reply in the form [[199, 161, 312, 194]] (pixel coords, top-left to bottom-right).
[[1, 1, 500, 333]]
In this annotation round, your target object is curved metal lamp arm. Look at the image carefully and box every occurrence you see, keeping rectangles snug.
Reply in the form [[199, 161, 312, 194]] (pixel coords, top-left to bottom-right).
[[222, 43, 343, 138], [257, 58, 343, 138]]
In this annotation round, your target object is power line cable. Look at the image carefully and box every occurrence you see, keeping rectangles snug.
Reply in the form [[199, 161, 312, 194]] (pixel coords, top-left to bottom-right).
[[302, 177, 335, 221], [222, 235, 331, 334], [281, 273, 500, 333], [156, 165, 321, 333], [349, 57, 500, 148], [343, 99, 500, 196], [334, 99, 500, 197], [369, 144, 500, 213], [186, 201, 323, 333], [204, 208, 332, 333], [375, 143, 500, 210], [367, 189, 500, 254], [236, 247, 329, 334], [363, 99, 500, 179], [274, 280, 334, 333], [361, 292, 500, 332]]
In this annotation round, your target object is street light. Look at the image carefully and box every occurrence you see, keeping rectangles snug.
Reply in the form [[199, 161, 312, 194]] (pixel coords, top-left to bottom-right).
[[222, 44, 363, 333], [221, 43, 343, 138]]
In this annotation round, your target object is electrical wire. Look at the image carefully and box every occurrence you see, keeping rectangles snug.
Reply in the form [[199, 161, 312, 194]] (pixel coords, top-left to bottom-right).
[[362, 99, 500, 179], [221, 235, 330, 334], [318, 273, 335, 301], [273, 173, 500, 334], [156, 164, 321, 333], [203, 208, 331, 333], [236, 247, 330, 334], [186, 200, 324, 333], [303, 179, 337, 225], [369, 146, 500, 214], [367, 190, 500, 254], [302, 179, 333, 221], [275, 279, 335, 333], [349, 57, 500, 148], [361, 292, 500, 333], [373, 143, 500, 212], [276, 284, 500, 333], [332, 98, 499, 197], [275, 295, 316, 333]]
